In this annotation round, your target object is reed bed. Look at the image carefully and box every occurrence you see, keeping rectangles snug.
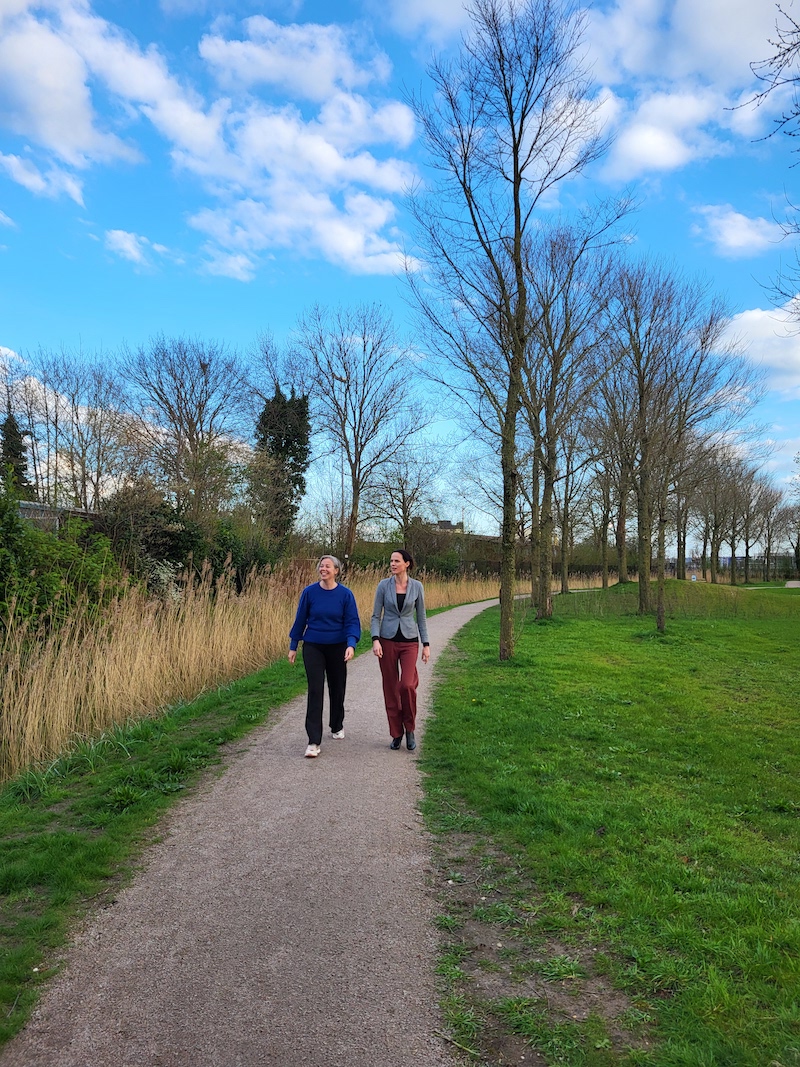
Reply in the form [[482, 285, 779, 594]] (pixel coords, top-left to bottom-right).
[[0, 565, 503, 783]]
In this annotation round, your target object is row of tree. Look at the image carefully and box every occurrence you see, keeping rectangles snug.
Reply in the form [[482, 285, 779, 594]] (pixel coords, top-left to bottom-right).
[[1, 0, 798, 656]]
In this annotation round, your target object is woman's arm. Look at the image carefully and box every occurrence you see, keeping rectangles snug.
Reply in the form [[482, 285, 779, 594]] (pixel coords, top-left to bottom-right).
[[415, 580, 430, 658], [344, 587, 362, 651], [370, 580, 386, 639], [289, 587, 310, 651]]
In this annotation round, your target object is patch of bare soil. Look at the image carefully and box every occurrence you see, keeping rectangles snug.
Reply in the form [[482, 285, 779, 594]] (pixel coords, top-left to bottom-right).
[[430, 832, 657, 1065]]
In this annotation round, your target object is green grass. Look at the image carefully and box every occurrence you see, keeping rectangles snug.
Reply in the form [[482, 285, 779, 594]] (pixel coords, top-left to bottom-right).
[[0, 658, 309, 1043], [422, 581, 800, 1066]]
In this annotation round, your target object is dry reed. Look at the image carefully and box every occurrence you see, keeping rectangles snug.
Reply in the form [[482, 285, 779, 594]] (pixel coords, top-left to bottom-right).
[[0, 564, 504, 782]]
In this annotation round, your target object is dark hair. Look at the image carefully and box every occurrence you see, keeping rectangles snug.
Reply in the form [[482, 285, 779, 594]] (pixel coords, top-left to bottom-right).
[[391, 548, 414, 570]]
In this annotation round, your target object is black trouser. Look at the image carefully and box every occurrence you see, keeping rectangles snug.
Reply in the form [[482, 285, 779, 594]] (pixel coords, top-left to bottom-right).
[[302, 642, 347, 744]]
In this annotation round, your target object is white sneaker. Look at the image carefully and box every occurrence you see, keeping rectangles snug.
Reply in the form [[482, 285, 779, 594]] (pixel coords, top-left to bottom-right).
[[304, 744, 321, 758], [331, 729, 345, 739]]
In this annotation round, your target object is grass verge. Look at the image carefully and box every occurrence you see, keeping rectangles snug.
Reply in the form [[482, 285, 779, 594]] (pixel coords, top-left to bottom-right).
[[0, 657, 309, 1044], [422, 582, 800, 1066]]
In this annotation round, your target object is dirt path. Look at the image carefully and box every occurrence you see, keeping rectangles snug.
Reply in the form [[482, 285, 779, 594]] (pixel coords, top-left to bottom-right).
[[1, 599, 496, 1067]]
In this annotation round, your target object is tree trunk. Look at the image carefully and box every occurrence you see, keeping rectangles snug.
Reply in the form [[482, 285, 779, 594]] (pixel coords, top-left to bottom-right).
[[710, 537, 720, 584], [499, 378, 521, 660], [616, 470, 629, 582], [636, 472, 652, 614], [560, 497, 570, 596], [656, 503, 667, 633], [537, 462, 555, 620], [701, 527, 709, 582], [343, 481, 360, 567], [676, 500, 688, 581], [600, 510, 609, 590], [529, 458, 541, 608]]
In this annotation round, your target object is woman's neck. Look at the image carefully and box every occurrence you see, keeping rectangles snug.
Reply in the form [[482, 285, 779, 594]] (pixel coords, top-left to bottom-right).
[[319, 578, 338, 590]]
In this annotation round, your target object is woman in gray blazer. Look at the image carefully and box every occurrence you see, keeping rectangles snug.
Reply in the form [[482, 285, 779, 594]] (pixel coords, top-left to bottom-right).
[[371, 549, 430, 750]]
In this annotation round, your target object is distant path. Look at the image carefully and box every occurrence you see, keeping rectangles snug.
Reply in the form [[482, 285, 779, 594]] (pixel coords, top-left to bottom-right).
[[786, 581, 800, 588], [1, 599, 498, 1067]]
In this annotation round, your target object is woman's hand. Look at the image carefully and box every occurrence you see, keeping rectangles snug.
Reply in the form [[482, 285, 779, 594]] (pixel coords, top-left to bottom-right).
[[288, 649, 297, 665], [372, 639, 383, 659], [422, 645, 431, 665], [344, 646, 355, 662]]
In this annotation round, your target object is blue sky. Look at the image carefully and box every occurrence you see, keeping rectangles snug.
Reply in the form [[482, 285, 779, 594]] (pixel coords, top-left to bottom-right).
[[0, 0, 798, 488]]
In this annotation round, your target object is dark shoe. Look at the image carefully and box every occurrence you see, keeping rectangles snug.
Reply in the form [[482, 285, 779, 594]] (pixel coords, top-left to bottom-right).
[[405, 730, 416, 751], [389, 736, 403, 750]]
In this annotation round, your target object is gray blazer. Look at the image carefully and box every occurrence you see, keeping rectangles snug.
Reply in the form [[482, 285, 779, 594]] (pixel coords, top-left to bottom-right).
[[370, 576, 430, 645]]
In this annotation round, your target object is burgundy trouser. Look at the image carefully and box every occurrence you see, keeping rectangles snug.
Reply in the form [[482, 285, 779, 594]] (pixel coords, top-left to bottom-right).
[[378, 639, 419, 738]]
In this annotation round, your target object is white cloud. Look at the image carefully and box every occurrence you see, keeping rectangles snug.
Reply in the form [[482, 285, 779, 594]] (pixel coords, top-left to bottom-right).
[[762, 432, 800, 487], [200, 17, 391, 102], [692, 205, 784, 258], [0, 153, 84, 203], [379, 0, 468, 42], [587, 0, 785, 182], [0, 12, 136, 168], [0, 209, 15, 227], [0, 3, 417, 278], [190, 185, 409, 275], [587, 0, 777, 90], [0, 345, 20, 364], [105, 229, 168, 267], [60, 6, 226, 162], [603, 89, 727, 179], [729, 305, 800, 397], [200, 248, 256, 281]]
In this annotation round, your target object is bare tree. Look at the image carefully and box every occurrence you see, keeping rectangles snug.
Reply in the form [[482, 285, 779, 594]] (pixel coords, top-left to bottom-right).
[[7, 348, 128, 509], [361, 450, 445, 551], [749, 6, 800, 313], [291, 304, 425, 563], [121, 336, 248, 524], [520, 210, 626, 616], [610, 259, 761, 626], [756, 480, 786, 579], [407, 0, 608, 658]]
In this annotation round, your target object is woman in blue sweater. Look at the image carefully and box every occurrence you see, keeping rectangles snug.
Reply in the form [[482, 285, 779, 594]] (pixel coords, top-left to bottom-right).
[[288, 555, 361, 758]]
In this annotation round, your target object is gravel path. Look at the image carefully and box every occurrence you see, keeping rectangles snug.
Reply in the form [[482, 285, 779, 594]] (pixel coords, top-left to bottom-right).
[[1, 599, 496, 1067]]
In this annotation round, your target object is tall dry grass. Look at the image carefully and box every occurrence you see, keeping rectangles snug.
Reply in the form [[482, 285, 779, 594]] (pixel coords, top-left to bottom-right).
[[0, 564, 504, 783]]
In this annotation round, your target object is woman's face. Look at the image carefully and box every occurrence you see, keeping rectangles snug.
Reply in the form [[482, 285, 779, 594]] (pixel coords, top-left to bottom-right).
[[318, 557, 338, 581], [390, 552, 410, 577]]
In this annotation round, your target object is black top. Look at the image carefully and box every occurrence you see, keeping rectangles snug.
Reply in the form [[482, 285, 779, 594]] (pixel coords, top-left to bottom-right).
[[388, 592, 416, 641]]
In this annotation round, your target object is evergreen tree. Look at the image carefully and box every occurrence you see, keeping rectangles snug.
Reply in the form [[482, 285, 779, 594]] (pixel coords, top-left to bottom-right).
[[0, 408, 34, 500], [251, 387, 311, 549]]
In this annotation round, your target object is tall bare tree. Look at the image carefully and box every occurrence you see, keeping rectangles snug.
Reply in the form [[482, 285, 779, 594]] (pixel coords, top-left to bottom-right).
[[520, 210, 626, 616], [291, 304, 425, 563], [408, 0, 608, 658], [121, 335, 248, 524], [610, 259, 759, 625]]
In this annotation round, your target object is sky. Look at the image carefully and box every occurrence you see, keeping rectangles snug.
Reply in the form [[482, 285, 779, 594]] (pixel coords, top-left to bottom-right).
[[0, 0, 798, 492]]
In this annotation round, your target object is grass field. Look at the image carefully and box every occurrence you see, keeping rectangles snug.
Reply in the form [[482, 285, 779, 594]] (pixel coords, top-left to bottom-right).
[[422, 581, 800, 1066]]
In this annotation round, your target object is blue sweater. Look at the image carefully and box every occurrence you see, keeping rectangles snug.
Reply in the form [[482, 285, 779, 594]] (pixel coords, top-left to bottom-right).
[[289, 582, 362, 651]]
